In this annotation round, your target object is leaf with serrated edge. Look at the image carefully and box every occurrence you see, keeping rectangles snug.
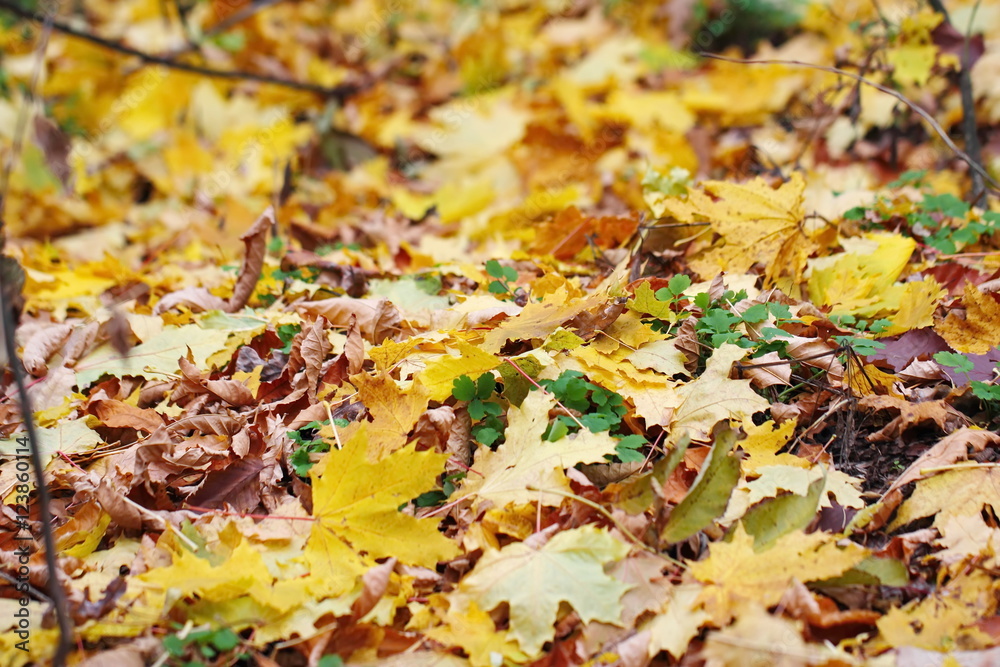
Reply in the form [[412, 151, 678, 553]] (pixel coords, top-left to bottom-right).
[[451, 525, 631, 656]]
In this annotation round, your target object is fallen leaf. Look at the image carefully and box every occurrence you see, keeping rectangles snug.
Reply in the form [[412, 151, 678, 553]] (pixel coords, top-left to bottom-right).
[[450, 525, 631, 656]]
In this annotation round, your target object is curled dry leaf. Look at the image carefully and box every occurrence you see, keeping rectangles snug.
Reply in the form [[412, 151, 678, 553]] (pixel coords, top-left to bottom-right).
[[228, 206, 274, 311], [298, 297, 402, 343], [21, 322, 72, 376], [739, 350, 792, 388], [153, 207, 273, 314], [785, 336, 845, 386], [860, 395, 967, 442]]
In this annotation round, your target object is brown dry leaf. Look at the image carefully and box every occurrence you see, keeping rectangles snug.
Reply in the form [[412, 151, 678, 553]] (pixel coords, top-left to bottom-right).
[[178, 355, 256, 407], [152, 286, 228, 315], [860, 395, 967, 442], [739, 351, 792, 388], [90, 399, 164, 433], [292, 316, 332, 396], [784, 336, 845, 386], [186, 457, 265, 512], [227, 207, 274, 312], [351, 558, 398, 621], [151, 208, 273, 314], [22, 322, 72, 376], [298, 298, 402, 343]]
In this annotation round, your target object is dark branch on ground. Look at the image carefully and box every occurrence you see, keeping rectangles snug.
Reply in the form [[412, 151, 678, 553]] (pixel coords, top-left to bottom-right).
[[0, 0, 363, 101]]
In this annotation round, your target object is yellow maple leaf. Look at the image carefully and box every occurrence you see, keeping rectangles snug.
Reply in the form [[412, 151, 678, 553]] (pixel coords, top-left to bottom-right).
[[690, 524, 868, 622], [351, 372, 431, 459], [740, 419, 809, 475], [456, 390, 619, 510], [884, 278, 946, 335], [644, 584, 711, 659], [936, 282, 1000, 354], [875, 568, 997, 652], [807, 233, 943, 321], [425, 602, 529, 667], [451, 525, 632, 656], [306, 426, 459, 596], [890, 465, 1000, 536], [482, 287, 606, 353], [136, 539, 285, 617], [418, 341, 500, 402], [888, 44, 939, 87], [652, 173, 806, 282], [669, 345, 770, 444]]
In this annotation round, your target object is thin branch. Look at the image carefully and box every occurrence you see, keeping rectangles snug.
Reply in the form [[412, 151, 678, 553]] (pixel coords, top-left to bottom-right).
[[0, 0, 362, 101], [0, 13, 73, 665], [0, 568, 52, 604], [926, 0, 986, 203], [697, 52, 1000, 196]]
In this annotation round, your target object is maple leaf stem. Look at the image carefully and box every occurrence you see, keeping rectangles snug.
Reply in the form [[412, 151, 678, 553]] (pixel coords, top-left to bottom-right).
[[56, 450, 86, 472], [524, 485, 676, 563], [422, 496, 465, 518], [502, 358, 586, 431], [447, 456, 484, 477], [322, 400, 343, 450]]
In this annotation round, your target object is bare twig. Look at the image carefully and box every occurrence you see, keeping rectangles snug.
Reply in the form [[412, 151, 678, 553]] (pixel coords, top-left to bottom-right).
[[926, 0, 986, 203], [0, 13, 73, 665], [697, 51, 1000, 196], [0, 568, 52, 604], [0, 0, 362, 101]]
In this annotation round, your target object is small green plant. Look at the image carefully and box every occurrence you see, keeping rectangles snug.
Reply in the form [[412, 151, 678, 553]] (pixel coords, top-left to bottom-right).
[[272, 266, 320, 283], [648, 274, 693, 330], [267, 235, 285, 255], [452, 373, 505, 446], [414, 472, 466, 507], [287, 419, 349, 477], [537, 370, 646, 463], [829, 315, 891, 357], [845, 181, 1000, 255], [484, 259, 524, 301], [934, 351, 1000, 404], [316, 242, 363, 254], [161, 625, 246, 666], [691, 290, 799, 352], [276, 323, 301, 354], [933, 351, 974, 379], [655, 274, 692, 305]]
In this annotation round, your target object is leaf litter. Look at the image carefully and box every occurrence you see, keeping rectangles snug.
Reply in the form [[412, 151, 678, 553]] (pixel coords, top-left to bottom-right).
[[3, 1, 1000, 665]]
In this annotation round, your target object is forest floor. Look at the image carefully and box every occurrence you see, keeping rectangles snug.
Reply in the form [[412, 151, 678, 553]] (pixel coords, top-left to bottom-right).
[[3, 1, 1000, 665]]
